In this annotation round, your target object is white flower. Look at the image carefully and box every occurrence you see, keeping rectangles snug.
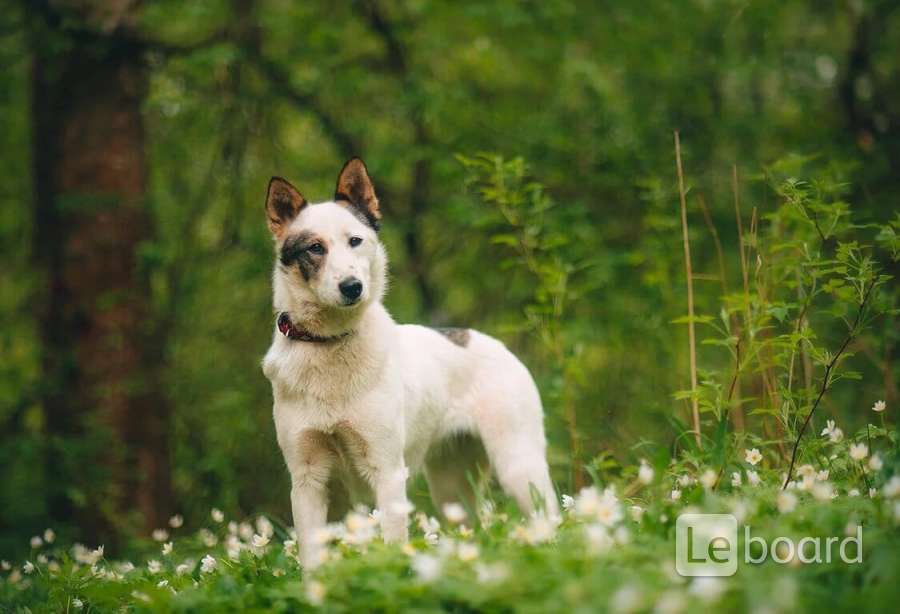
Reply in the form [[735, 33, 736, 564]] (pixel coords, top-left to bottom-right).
[[305, 580, 326, 605], [162, 542, 173, 556], [690, 577, 726, 603], [256, 516, 274, 539], [677, 474, 695, 488], [43, 529, 55, 544], [561, 494, 575, 511], [252, 534, 270, 549], [283, 539, 298, 558], [575, 486, 622, 526], [0, 560, 9, 571], [746, 470, 761, 487], [812, 481, 834, 501], [238, 522, 253, 541], [456, 542, 479, 562], [870, 487, 878, 499], [870, 454, 884, 472], [412, 554, 442, 582], [745, 448, 763, 466], [670, 489, 682, 501], [211, 508, 225, 523], [611, 584, 642, 613], [848, 489, 860, 497], [147, 560, 162, 574], [873, 400, 886, 413], [638, 460, 655, 485], [475, 562, 509, 584], [168, 515, 183, 528], [23, 561, 35, 574], [199, 528, 218, 547], [176, 562, 192, 576], [731, 472, 742, 488], [797, 464, 816, 479], [443, 502, 467, 524], [72, 598, 84, 609], [152, 529, 169, 542], [821, 420, 843, 443], [30, 536, 42, 548], [850, 443, 869, 461], [884, 475, 900, 498], [777, 491, 798, 514], [157, 579, 169, 588], [586, 524, 614, 555], [700, 469, 717, 489], [200, 554, 217, 574], [817, 469, 829, 482], [37, 554, 48, 565]]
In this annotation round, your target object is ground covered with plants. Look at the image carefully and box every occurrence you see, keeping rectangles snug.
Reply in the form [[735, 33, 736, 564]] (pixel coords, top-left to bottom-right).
[[3, 422, 899, 613]]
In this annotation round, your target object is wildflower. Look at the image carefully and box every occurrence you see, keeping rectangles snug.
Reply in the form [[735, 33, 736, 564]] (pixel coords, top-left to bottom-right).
[[870, 454, 884, 472], [169, 515, 184, 529], [812, 481, 834, 501], [30, 536, 42, 549], [256, 516, 274, 539], [7, 569, 21, 584], [777, 491, 798, 514], [72, 598, 84, 609], [670, 489, 682, 501], [745, 448, 763, 466], [305, 579, 326, 605], [199, 528, 218, 547], [252, 534, 270, 549], [797, 464, 816, 480], [412, 554, 442, 582], [690, 577, 726, 603], [459, 525, 473, 538], [638, 460, 654, 484], [586, 524, 614, 555], [849, 443, 869, 461], [238, 522, 254, 540], [157, 579, 169, 588], [119, 561, 135, 573], [610, 584, 642, 613], [0, 560, 9, 570], [869, 487, 878, 499], [475, 562, 509, 584], [147, 560, 162, 574], [152, 529, 169, 542], [677, 474, 694, 488], [211, 508, 225, 523], [162, 542, 173, 556], [561, 494, 575, 511], [873, 400, 886, 413], [746, 470, 761, 487], [731, 472, 742, 488], [443, 502, 467, 524], [884, 475, 900, 498], [283, 539, 298, 558], [848, 489, 860, 497], [37, 554, 48, 565], [43, 529, 55, 544], [700, 469, 717, 489], [23, 561, 35, 574], [200, 554, 217, 574], [175, 562, 192, 576], [457, 542, 479, 562], [575, 486, 623, 526], [821, 420, 843, 443]]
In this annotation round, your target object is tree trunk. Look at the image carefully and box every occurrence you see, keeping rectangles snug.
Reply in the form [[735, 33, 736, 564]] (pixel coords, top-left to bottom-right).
[[30, 3, 171, 543]]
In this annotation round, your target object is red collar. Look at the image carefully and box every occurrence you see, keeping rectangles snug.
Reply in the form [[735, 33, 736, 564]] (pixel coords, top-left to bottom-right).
[[276, 312, 353, 343]]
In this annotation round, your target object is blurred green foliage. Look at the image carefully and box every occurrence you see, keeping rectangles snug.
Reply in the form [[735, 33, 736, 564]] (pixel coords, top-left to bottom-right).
[[1, 0, 898, 557]]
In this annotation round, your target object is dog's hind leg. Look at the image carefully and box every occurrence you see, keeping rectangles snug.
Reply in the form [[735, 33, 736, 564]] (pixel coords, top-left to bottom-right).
[[424, 433, 489, 519]]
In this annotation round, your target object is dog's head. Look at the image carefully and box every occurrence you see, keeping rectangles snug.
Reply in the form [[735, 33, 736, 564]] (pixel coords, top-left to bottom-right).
[[265, 158, 387, 325]]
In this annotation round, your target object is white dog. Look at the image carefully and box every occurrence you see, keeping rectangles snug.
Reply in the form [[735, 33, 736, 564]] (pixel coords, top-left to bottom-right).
[[262, 158, 557, 568]]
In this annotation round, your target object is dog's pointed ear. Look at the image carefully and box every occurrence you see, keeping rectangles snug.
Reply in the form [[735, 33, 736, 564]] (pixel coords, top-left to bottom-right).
[[334, 157, 381, 230], [266, 177, 307, 238]]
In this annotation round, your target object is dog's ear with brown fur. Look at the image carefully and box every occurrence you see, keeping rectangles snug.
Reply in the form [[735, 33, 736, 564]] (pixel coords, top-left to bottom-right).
[[334, 158, 381, 230], [266, 177, 307, 238]]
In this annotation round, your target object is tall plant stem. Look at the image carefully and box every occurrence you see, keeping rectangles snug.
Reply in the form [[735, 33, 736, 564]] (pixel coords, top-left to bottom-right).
[[783, 280, 876, 488], [674, 132, 701, 447]]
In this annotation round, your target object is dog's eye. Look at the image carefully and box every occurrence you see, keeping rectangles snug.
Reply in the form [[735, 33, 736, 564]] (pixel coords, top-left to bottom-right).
[[349, 236, 363, 248], [308, 243, 325, 255]]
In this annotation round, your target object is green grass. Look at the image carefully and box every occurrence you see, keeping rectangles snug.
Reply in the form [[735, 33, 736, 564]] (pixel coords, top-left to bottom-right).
[[4, 438, 900, 613]]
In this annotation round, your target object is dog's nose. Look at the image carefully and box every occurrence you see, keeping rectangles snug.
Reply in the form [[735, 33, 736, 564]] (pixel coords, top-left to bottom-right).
[[339, 277, 363, 301]]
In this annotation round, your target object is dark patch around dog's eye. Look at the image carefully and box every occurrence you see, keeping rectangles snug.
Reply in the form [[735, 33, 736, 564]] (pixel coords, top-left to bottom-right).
[[349, 236, 362, 247], [431, 327, 471, 348], [280, 231, 327, 281]]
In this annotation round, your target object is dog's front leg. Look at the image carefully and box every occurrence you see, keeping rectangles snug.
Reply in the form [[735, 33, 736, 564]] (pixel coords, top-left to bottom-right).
[[291, 478, 328, 569], [374, 461, 410, 543]]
